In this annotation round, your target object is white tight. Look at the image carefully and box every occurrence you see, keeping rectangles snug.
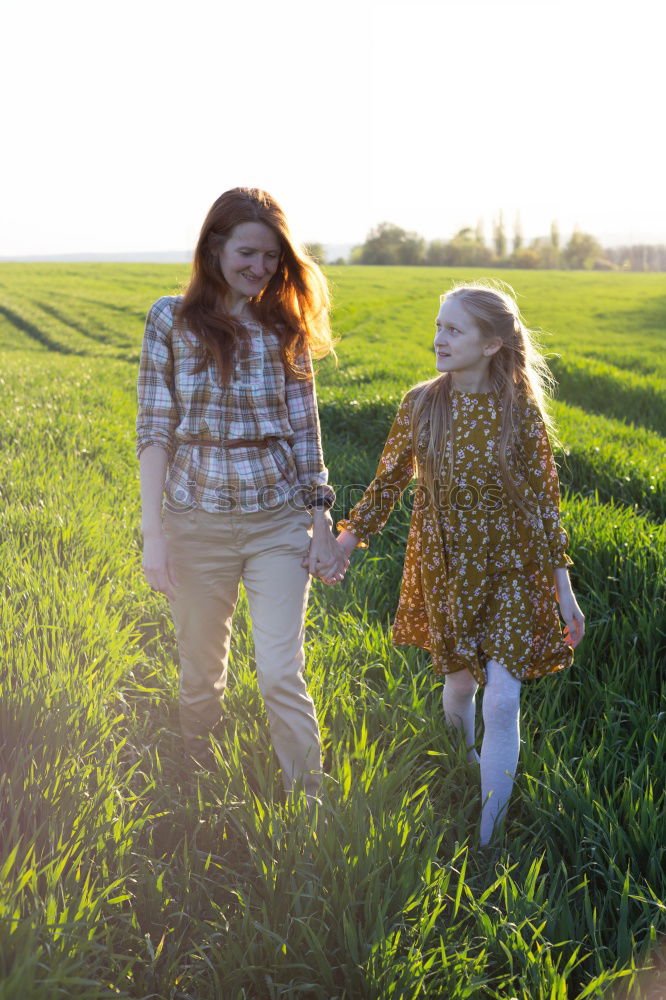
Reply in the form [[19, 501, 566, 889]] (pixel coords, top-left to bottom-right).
[[442, 660, 522, 846]]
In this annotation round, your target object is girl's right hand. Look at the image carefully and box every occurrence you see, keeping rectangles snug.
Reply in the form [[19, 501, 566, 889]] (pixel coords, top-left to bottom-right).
[[142, 531, 179, 601]]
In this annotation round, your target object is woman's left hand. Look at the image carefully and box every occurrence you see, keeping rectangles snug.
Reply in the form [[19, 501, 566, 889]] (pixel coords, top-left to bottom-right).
[[302, 509, 349, 585]]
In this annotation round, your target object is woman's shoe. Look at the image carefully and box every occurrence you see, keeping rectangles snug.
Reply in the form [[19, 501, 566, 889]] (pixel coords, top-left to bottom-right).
[[183, 739, 215, 772]]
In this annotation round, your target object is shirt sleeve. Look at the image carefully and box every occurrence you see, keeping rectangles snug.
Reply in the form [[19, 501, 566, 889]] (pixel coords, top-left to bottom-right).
[[285, 351, 335, 508], [135, 298, 180, 461], [336, 391, 415, 547], [519, 399, 573, 570]]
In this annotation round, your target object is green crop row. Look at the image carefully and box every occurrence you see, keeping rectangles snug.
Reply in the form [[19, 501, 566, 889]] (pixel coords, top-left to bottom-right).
[[2, 261, 665, 368]]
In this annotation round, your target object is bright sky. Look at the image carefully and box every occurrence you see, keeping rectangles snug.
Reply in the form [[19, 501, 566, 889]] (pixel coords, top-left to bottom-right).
[[3, 0, 665, 256]]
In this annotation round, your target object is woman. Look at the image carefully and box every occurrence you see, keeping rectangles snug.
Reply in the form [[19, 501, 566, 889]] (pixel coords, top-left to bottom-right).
[[136, 187, 346, 800]]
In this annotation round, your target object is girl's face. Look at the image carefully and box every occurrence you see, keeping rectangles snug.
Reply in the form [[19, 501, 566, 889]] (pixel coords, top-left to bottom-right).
[[218, 221, 281, 306], [434, 297, 500, 378]]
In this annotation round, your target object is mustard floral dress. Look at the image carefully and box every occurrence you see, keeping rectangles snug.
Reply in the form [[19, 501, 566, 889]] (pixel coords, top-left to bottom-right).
[[337, 387, 575, 685]]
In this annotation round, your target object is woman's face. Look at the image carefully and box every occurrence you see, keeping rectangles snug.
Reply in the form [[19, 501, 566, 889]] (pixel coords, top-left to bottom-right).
[[218, 221, 281, 304]]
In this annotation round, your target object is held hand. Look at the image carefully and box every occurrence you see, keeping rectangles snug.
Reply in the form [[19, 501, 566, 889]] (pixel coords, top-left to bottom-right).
[[558, 590, 586, 649], [301, 535, 349, 585], [142, 530, 179, 602], [301, 512, 349, 585], [306, 529, 360, 587]]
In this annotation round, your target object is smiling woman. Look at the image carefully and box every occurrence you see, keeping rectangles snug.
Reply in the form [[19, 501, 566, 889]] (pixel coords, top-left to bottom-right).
[[177, 188, 335, 385], [135, 187, 348, 794], [219, 223, 281, 304]]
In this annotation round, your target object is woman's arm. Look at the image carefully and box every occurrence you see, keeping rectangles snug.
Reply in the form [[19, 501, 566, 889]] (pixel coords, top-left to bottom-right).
[[285, 351, 345, 581], [140, 444, 169, 537], [136, 299, 180, 600], [136, 298, 180, 462], [139, 445, 179, 601], [284, 350, 335, 510]]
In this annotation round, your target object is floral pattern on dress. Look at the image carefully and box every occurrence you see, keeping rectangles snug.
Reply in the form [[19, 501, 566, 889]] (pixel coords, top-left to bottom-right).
[[337, 387, 574, 684]]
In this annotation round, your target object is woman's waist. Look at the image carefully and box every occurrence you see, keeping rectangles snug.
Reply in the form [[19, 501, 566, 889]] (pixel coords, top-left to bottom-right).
[[176, 432, 293, 450], [167, 436, 298, 492], [164, 478, 303, 513]]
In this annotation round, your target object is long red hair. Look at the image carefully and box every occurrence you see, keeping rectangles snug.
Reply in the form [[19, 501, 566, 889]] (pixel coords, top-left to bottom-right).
[[177, 187, 334, 383]]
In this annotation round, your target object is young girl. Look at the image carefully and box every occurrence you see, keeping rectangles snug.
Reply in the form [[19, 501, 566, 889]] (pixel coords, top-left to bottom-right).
[[336, 280, 585, 846], [136, 187, 347, 798]]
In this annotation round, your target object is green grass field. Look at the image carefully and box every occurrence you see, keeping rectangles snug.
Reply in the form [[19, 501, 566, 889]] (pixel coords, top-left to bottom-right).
[[0, 264, 664, 999]]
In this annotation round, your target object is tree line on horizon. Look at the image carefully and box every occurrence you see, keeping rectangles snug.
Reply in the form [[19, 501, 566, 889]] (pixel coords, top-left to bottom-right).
[[308, 216, 666, 271]]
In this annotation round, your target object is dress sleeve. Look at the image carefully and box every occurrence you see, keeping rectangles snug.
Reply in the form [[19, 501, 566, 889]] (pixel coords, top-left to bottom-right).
[[285, 350, 335, 508], [135, 298, 180, 461], [336, 392, 415, 548], [519, 399, 573, 569]]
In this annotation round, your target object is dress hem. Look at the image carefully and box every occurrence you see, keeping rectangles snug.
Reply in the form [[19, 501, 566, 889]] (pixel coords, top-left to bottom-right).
[[390, 631, 574, 685]]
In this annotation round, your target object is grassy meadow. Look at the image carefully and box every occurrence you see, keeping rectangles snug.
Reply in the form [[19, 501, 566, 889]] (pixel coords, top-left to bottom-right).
[[0, 263, 664, 999]]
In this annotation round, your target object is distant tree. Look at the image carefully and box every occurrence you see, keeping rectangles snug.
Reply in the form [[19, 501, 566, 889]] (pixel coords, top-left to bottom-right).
[[445, 228, 494, 266], [509, 247, 540, 268], [347, 217, 666, 271], [563, 229, 603, 269], [304, 242, 325, 264], [604, 243, 666, 271], [398, 233, 427, 265], [529, 236, 560, 269], [592, 257, 616, 271], [493, 212, 507, 259], [425, 240, 450, 266], [475, 218, 485, 246], [356, 222, 425, 265], [513, 214, 523, 253]]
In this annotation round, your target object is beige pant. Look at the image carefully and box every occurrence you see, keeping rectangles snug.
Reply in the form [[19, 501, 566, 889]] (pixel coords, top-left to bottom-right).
[[163, 503, 322, 796]]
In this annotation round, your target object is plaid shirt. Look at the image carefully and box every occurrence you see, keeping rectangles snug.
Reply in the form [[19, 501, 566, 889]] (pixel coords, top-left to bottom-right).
[[136, 296, 334, 513]]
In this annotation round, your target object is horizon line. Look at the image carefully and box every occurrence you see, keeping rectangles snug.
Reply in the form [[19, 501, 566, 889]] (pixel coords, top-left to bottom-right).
[[2, 232, 666, 265]]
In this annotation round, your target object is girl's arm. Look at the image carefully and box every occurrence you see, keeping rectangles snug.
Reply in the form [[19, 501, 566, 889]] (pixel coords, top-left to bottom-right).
[[336, 392, 415, 553], [519, 400, 573, 572], [337, 526, 360, 558], [520, 401, 585, 646]]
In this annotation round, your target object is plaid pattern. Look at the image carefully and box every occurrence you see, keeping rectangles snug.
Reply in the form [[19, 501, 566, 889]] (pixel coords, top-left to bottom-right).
[[136, 296, 334, 513]]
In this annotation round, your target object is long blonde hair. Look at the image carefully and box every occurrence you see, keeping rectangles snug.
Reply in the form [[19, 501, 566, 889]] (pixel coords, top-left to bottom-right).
[[410, 279, 558, 509]]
